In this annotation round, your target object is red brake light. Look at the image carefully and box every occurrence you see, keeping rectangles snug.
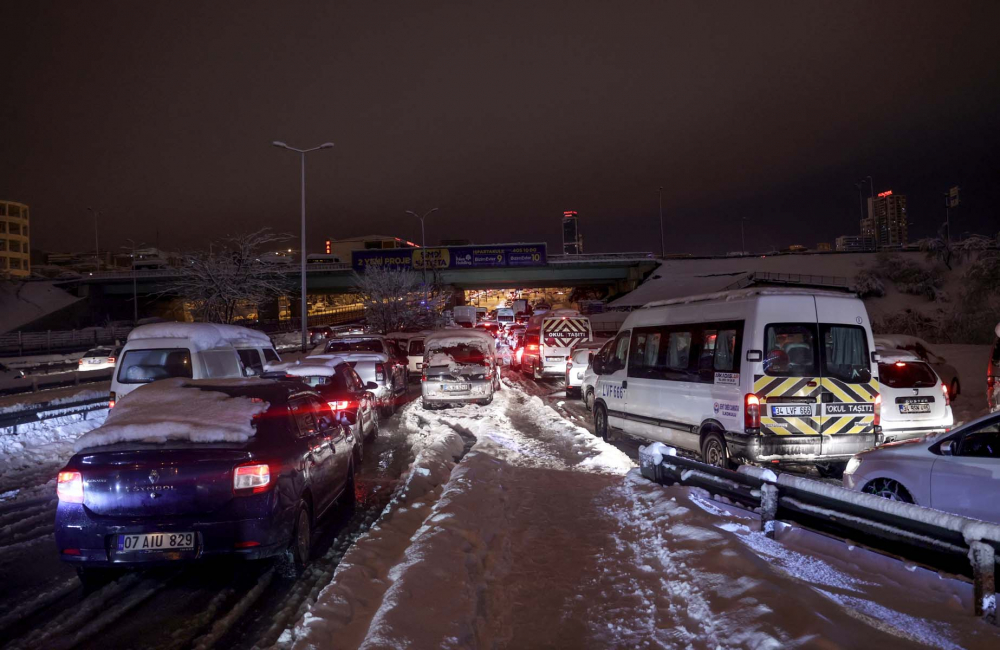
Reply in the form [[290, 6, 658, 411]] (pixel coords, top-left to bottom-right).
[[375, 363, 385, 382], [941, 383, 950, 406], [744, 393, 760, 431], [57, 471, 84, 503], [108, 391, 116, 409], [873, 394, 882, 427], [108, 357, 116, 364], [894, 362, 906, 367], [527, 343, 539, 352], [78, 359, 84, 365], [328, 400, 352, 411], [234, 463, 271, 494]]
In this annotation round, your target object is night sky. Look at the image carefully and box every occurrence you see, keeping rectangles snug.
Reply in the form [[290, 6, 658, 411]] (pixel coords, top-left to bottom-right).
[[3, 1, 999, 257]]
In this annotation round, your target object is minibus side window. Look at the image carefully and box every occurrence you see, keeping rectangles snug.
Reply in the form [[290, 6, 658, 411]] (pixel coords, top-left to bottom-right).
[[609, 331, 630, 373], [764, 324, 819, 377]]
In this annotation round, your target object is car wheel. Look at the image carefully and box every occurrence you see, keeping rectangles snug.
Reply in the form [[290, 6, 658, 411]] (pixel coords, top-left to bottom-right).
[[584, 388, 594, 410], [380, 386, 395, 418], [290, 501, 312, 570], [950, 379, 960, 400], [75, 566, 115, 589], [862, 478, 914, 503], [701, 432, 729, 468], [594, 403, 609, 441]]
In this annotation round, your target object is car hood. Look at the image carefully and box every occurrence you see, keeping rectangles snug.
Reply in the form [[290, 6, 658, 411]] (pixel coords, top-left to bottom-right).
[[858, 433, 944, 460]]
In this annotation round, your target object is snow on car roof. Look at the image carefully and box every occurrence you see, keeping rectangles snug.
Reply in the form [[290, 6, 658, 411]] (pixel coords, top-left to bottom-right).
[[876, 348, 923, 363], [641, 287, 857, 310], [73, 378, 271, 451], [265, 356, 347, 377], [126, 322, 271, 351], [424, 329, 496, 352]]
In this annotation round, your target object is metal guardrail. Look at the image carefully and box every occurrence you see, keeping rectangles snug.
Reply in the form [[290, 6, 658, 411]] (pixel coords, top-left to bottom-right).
[[0, 369, 114, 396], [0, 327, 133, 356], [724, 272, 851, 291], [0, 395, 109, 433], [639, 445, 999, 624]]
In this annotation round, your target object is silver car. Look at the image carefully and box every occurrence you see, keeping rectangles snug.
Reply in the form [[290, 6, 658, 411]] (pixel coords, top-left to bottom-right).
[[421, 330, 499, 409]]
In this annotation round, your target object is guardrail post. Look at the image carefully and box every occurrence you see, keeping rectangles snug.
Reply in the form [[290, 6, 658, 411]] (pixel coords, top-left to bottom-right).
[[760, 483, 778, 538], [969, 541, 997, 624]]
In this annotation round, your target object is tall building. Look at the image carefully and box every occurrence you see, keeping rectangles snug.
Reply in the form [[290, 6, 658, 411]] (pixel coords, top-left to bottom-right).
[[562, 211, 583, 255], [835, 234, 875, 252], [865, 191, 908, 249], [0, 200, 31, 278]]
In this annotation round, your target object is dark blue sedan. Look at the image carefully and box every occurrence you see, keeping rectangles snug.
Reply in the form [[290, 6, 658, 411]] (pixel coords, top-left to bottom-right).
[[55, 379, 358, 583]]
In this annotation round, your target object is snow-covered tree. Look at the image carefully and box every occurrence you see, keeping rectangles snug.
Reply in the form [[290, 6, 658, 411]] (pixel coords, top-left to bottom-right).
[[352, 265, 450, 334], [918, 228, 993, 270], [168, 229, 292, 324]]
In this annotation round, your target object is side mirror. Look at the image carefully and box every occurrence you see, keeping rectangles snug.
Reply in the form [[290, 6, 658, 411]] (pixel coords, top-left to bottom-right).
[[940, 439, 958, 456], [366, 381, 379, 390], [588, 352, 595, 365]]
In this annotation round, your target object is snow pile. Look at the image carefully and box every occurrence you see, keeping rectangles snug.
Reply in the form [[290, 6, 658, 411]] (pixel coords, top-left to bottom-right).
[[278, 427, 466, 650], [126, 322, 270, 351], [72, 379, 269, 451]]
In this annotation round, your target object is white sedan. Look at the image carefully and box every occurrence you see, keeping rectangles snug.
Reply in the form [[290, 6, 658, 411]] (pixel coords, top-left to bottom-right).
[[843, 412, 1000, 524], [77, 346, 121, 372], [876, 350, 953, 443]]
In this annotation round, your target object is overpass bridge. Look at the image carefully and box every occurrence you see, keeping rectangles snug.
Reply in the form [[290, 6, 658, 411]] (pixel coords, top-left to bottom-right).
[[57, 253, 659, 297]]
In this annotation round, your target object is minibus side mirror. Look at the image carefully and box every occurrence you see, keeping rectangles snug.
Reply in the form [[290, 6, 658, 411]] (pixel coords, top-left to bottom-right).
[[871, 351, 881, 363], [746, 350, 762, 362]]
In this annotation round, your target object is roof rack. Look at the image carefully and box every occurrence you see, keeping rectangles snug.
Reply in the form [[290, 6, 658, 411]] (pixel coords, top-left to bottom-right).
[[723, 271, 851, 292]]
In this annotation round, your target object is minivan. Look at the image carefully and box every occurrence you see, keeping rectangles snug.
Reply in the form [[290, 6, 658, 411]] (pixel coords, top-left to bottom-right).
[[111, 323, 280, 405], [591, 288, 882, 468]]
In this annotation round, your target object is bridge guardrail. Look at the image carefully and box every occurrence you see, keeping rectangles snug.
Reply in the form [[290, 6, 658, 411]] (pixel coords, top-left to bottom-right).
[[639, 443, 998, 624]]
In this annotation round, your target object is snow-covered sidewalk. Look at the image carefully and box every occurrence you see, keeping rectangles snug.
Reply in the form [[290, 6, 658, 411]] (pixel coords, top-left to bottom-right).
[[278, 385, 1000, 649]]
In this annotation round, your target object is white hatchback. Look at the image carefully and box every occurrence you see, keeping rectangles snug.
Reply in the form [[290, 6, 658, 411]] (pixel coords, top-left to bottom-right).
[[843, 412, 1000, 524], [876, 349, 953, 443]]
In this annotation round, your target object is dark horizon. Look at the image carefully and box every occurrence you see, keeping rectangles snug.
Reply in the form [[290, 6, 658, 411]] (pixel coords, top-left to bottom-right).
[[2, 0, 999, 257]]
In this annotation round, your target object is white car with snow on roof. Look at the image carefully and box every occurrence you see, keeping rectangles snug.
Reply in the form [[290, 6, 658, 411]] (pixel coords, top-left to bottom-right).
[[843, 411, 1000, 524], [565, 338, 609, 398], [874, 335, 961, 400], [110, 323, 280, 406], [876, 349, 953, 443], [421, 330, 500, 409], [318, 335, 407, 416]]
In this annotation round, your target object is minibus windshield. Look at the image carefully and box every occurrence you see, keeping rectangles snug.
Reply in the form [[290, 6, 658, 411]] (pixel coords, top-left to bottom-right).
[[764, 323, 871, 384]]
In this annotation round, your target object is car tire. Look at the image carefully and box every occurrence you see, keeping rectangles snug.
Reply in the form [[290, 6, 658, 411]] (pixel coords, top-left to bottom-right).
[[594, 403, 610, 441], [584, 388, 594, 410], [950, 379, 960, 400], [862, 478, 914, 503], [701, 432, 729, 468], [290, 501, 312, 571], [75, 566, 115, 590], [380, 385, 396, 418]]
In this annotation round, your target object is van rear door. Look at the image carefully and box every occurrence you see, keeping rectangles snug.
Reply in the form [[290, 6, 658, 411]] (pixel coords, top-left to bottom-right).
[[756, 320, 825, 445], [814, 300, 878, 456]]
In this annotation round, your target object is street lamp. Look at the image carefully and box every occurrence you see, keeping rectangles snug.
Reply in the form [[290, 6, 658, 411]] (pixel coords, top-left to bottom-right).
[[272, 141, 335, 353], [657, 187, 665, 259], [87, 207, 101, 270], [406, 208, 439, 305], [122, 239, 144, 324]]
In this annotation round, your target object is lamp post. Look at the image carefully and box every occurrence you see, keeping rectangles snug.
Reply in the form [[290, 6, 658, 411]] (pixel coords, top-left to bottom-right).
[[272, 141, 335, 353], [406, 208, 439, 306], [87, 207, 101, 270], [658, 187, 665, 258], [122, 239, 144, 324]]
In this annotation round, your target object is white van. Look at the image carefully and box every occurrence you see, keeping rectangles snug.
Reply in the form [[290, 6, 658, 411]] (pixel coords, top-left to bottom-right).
[[591, 289, 882, 468], [521, 310, 593, 380], [110, 323, 280, 405], [496, 308, 515, 328]]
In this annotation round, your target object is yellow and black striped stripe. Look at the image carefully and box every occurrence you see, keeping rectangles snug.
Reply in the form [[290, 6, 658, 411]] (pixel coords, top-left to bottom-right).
[[754, 374, 880, 436]]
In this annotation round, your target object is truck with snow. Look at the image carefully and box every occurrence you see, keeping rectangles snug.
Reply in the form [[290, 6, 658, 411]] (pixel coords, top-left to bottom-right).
[[453, 305, 477, 328], [520, 310, 593, 380]]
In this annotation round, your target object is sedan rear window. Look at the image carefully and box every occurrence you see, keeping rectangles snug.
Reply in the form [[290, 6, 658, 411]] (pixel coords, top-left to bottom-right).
[[878, 361, 937, 388], [117, 349, 193, 384], [325, 339, 384, 354]]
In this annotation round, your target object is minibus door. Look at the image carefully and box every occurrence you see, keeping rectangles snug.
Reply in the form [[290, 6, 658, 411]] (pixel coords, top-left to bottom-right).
[[596, 330, 630, 430]]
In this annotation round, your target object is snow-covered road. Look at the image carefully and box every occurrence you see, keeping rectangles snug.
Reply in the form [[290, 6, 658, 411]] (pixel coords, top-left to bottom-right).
[[2, 378, 999, 649]]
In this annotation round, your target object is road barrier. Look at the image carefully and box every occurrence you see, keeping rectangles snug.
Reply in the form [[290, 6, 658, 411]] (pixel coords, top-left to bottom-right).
[[0, 368, 113, 397], [638, 444, 999, 624], [0, 395, 110, 434]]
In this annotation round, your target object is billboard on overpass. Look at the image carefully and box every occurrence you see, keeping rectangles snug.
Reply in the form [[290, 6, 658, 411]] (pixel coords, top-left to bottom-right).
[[352, 243, 546, 271]]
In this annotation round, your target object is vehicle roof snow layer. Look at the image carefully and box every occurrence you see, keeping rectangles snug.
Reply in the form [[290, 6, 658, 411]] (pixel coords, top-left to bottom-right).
[[127, 322, 271, 351]]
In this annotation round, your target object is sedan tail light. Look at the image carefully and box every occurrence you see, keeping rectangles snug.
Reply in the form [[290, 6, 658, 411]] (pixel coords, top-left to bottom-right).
[[108, 391, 116, 409], [78, 359, 85, 366], [527, 343, 539, 352], [234, 463, 271, 494], [873, 394, 882, 427], [108, 357, 116, 364], [328, 400, 353, 411], [941, 383, 950, 406], [375, 363, 385, 382], [57, 471, 84, 503]]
